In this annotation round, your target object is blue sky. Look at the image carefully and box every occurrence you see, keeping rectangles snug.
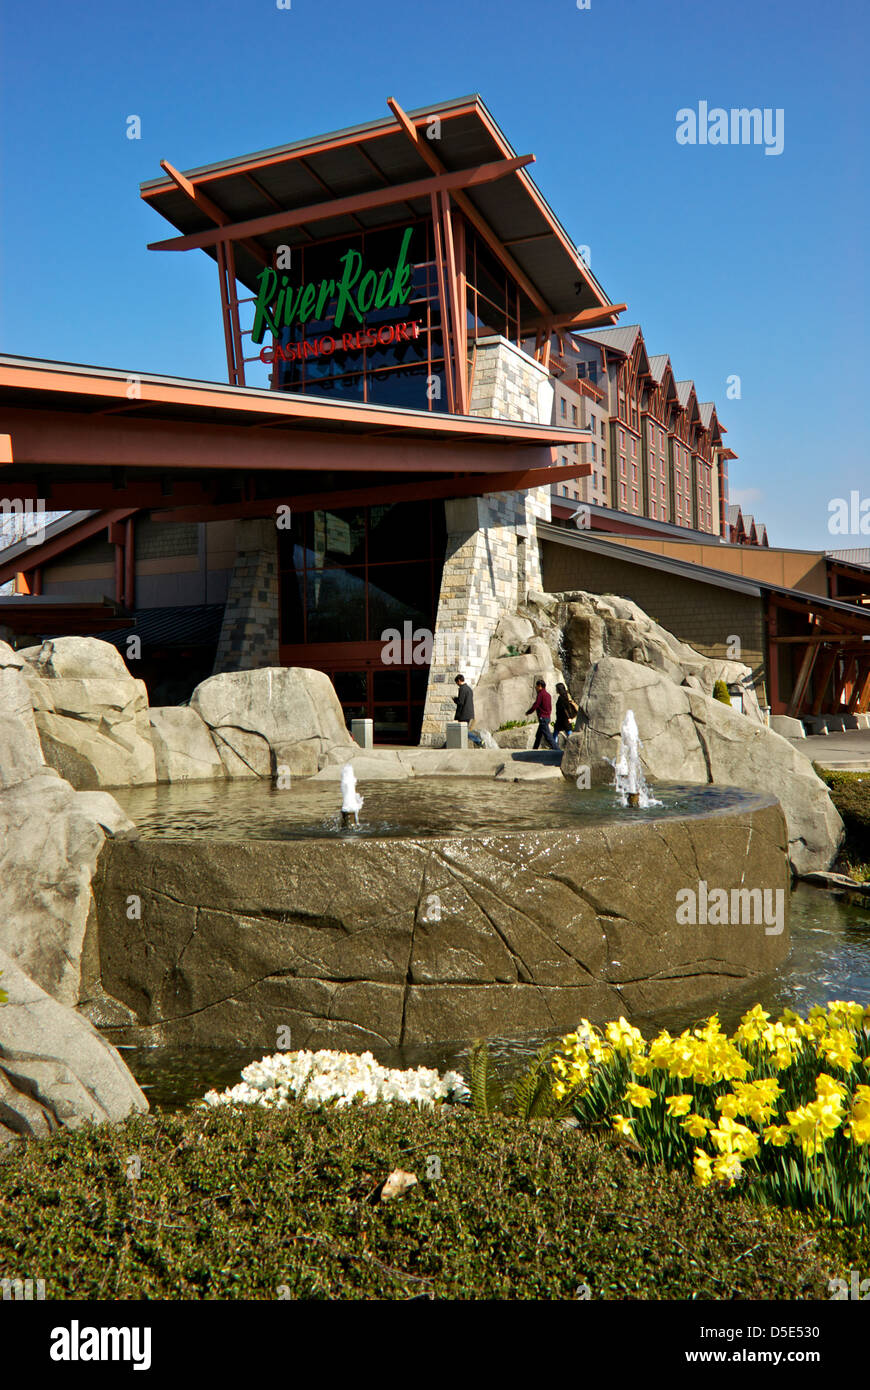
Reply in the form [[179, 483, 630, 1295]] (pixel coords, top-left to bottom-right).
[[0, 0, 866, 549]]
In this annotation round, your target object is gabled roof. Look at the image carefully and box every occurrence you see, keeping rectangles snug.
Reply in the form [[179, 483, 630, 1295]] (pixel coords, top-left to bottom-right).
[[647, 354, 671, 382], [728, 504, 743, 526], [698, 402, 715, 428], [576, 325, 643, 357], [675, 380, 695, 408]]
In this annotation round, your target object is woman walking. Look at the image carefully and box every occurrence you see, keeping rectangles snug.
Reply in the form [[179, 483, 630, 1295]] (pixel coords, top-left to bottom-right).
[[553, 682, 579, 744]]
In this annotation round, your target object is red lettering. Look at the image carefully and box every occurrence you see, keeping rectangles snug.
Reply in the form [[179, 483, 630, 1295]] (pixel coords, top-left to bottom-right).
[[320, 335, 335, 355], [259, 345, 276, 364], [377, 324, 396, 345], [395, 322, 410, 343], [342, 333, 355, 351], [354, 331, 365, 350]]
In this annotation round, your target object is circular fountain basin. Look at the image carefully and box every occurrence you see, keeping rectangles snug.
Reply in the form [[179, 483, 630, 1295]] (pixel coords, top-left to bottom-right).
[[92, 777, 791, 1051]]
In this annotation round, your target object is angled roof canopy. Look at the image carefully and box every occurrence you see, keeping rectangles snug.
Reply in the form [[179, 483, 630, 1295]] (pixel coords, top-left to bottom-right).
[[140, 94, 620, 331]]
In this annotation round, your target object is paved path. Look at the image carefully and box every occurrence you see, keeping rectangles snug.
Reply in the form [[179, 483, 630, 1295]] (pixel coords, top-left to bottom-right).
[[789, 729, 870, 772]]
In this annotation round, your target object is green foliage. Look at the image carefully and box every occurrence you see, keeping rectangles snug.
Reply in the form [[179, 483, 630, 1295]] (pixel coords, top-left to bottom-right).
[[469, 1040, 503, 1118], [817, 767, 870, 878], [0, 1102, 865, 1299], [712, 679, 732, 705], [469, 1040, 577, 1121], [495, 719, 535, 731], [0, 971, 6, 1005]]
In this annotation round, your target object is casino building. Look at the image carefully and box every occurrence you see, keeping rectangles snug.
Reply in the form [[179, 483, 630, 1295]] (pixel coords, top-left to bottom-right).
[[1, 96, 868, 732]]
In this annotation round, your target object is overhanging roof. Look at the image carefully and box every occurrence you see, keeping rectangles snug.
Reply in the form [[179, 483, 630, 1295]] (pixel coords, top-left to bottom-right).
[[537, 523, 870, 633], [140, 94, 616, 327], [0, 596, 133, 636], [0, 355, 593, 518]]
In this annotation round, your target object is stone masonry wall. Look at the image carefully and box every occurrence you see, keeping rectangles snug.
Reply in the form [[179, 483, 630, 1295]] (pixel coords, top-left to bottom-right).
[[420, 338, 555, 744], [212, 520, 280, 673]]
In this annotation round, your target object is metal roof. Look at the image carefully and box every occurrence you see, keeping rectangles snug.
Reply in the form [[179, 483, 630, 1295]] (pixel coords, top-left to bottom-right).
[[575, 325, 642, 356], [828, 548, 870, 568], [646, 353, 671, 382], [675, 380, 695, 407], [139, 94, 615, 325], [98, 605, 225, 651], [0, 510, 90, 566], [537, 525, 870, 627]]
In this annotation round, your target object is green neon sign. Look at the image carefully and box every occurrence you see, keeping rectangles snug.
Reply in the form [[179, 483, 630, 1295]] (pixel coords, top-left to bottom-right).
[[251, 226, 415, 344]]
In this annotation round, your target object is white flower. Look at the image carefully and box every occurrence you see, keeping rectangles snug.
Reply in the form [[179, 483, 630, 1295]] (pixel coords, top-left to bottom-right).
[[200, 1049, 470, 1111]]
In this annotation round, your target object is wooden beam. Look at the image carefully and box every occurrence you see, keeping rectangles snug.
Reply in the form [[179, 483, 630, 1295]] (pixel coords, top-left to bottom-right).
[[527, 304, 628, 334], [160, 160, 270, 268], [787, 642, 819, 718], [147, 156, 536, 253]]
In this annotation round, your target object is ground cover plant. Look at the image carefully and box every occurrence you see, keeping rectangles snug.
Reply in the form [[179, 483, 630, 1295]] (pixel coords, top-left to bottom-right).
[[0, 1101, 866, 1300], [817, 768, 870, 880]]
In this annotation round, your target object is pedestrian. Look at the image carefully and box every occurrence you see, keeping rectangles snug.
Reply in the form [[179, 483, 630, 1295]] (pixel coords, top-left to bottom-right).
[[453, 674, 483, 747], [526, 678, 559, 751], [554, 682, 579, 743]]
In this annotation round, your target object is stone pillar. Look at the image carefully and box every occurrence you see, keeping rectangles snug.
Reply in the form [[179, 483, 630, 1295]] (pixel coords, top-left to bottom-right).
[[420, 337, 554, 745], [213, 519, 280, 673]]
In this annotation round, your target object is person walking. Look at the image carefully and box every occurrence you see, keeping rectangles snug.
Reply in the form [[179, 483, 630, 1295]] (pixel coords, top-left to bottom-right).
[[554, 682, 579, 743], [453, 674, 483, 747], [526, 678, 559, 751]]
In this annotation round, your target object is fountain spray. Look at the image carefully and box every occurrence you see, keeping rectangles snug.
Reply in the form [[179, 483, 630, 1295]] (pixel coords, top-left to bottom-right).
[[340, 763, 364, 827], [613, 709, 660, 808]]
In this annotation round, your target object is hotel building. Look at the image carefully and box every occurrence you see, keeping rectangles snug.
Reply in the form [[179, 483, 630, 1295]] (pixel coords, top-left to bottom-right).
[[1, 96, 867, 728]]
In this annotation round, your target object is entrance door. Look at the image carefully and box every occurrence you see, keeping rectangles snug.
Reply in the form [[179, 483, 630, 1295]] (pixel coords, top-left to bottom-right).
[[332, 666, 429, 744]]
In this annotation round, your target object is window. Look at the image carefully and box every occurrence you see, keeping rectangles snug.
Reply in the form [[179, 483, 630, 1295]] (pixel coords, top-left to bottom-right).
[[651, 502, 657, 519], [560, 398, 567, 419], [619, 429, 625, 449], [600, 420, 605, 438], [562, 456, 568, 467], [631, 488, 638, 509], [631, 462, 637, 482], [659, 430, 664, 450], [591, 443, 597, 461], [660, 481, 666, 499], [571, 404, 578, 426], [620, 482, 627, 503], [602, 448, 606, 465]]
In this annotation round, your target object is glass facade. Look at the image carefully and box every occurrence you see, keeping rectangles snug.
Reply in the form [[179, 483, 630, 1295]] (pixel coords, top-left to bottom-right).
[[273, 220, 447, 411], [278, 500, 447, 742]]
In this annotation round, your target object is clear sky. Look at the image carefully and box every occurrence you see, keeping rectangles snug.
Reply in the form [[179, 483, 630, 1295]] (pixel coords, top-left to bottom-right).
[[0, 0, 866, 550]]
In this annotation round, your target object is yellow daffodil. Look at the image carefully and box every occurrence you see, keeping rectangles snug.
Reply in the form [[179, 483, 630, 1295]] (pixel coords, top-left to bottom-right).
[[612, 1113, 635, 1139], [762, 1124, 789, 1147], [682, 1113, 714, 1139], [624, 1082, 655, 1109], [712, 1152, 744, 1185], [693, 1149, 713, 1187], [665, 1094, 693, 1118]]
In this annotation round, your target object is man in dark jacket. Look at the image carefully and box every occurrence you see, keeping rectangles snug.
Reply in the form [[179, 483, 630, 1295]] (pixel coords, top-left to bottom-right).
[[453, 674, 483, 746], [526, 678, 559, 750]]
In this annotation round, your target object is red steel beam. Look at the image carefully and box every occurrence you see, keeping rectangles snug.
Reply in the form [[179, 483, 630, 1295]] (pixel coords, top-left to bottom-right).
[[147, 156, 535, 253], [160, 160, 270, 269], [0, 507, 137, 585], [151, 457, 593, 524], [2, 407, 588, 478]]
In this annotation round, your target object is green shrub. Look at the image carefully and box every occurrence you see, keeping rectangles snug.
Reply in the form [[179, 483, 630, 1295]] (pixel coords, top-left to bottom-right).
[[495, 719, 535, 731], [712, 680, 732, 705], [815, 767, 870, 876]]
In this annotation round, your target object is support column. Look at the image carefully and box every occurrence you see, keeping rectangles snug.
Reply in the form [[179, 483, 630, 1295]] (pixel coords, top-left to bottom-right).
[[213, 518, 280, 672]]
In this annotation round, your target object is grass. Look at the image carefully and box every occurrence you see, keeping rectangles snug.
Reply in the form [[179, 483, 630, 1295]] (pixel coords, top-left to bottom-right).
[[816, 767, 870, 881], [0, 1102, 866, 1300]]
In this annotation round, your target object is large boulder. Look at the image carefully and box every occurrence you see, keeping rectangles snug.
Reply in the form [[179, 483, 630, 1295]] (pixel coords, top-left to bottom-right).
[[0, 640, 44, 756], [562, 656, 843, 874], [0, 737, 136, 1008], [0, 949, 147, 1141], [190, 667, 354, 775], [19, 638, 156, 789], [149, 707, 226, 783], [558, 591, 764, 721], [472, 611, 566, 733]]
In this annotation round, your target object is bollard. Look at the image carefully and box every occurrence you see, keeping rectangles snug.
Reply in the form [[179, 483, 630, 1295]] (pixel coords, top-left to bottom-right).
[[352, 718, 374, 749], [446, 721, 468, 749]]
